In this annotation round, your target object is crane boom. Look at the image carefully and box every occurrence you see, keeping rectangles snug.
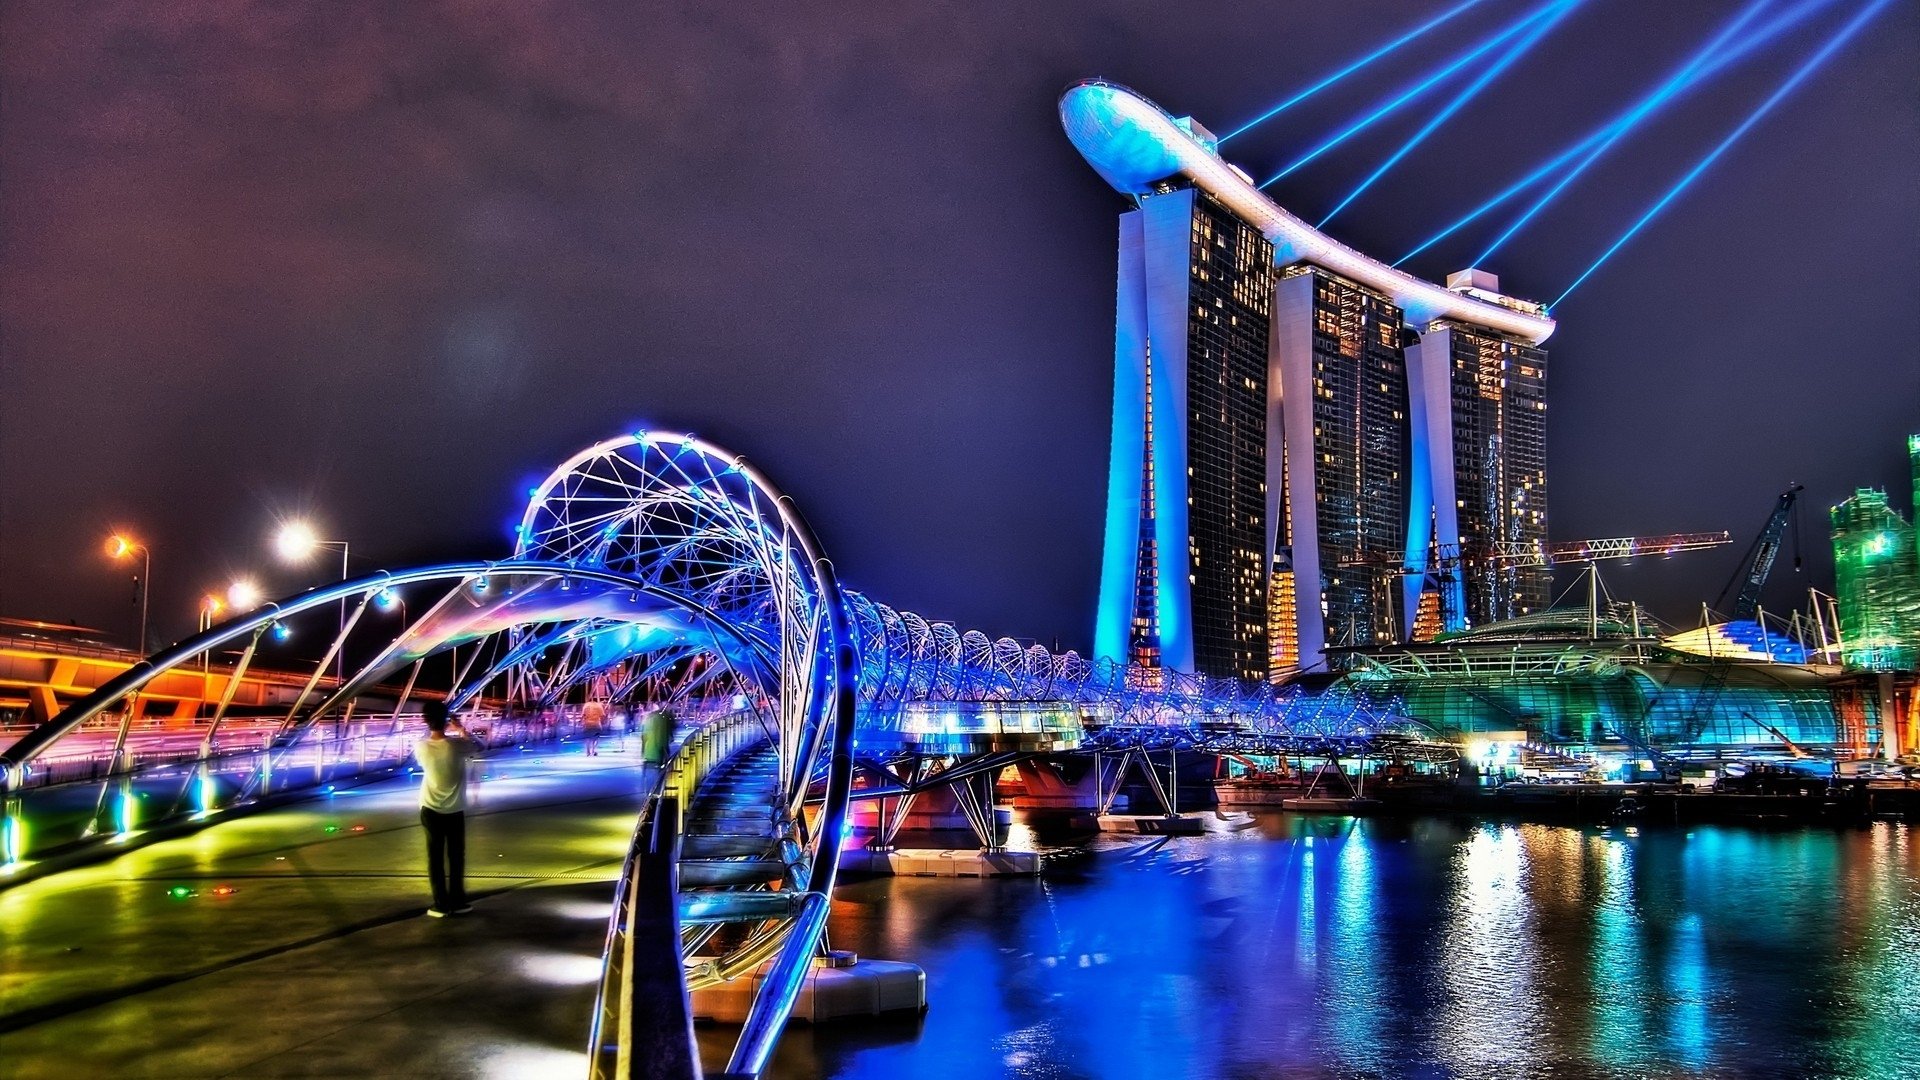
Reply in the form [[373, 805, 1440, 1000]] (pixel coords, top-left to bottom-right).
[[1718, 485, 1802, 622], [1338, 531, 1732, 571], [1489, 531, 1732, 568]]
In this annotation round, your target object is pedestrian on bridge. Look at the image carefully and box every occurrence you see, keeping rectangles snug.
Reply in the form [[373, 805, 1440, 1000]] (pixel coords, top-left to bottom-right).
[[414, 699, 475, 918], [582, 699, 605, 756]]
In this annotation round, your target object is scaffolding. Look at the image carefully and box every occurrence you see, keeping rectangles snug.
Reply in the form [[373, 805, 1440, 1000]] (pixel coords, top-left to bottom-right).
[[1830, 485, 1920, 672]]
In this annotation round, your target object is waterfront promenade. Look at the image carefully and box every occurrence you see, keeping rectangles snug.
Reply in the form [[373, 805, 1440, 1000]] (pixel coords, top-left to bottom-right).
[[0, 740, 645, 1078]]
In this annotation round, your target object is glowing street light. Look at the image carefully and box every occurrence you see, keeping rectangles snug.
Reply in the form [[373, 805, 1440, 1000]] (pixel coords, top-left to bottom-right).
[[274, 520, 322, 562], [228, 579, 263, 611], [104, 532, 152, 656], [274, 520, 348, 579], [272, 520, 351, 680]]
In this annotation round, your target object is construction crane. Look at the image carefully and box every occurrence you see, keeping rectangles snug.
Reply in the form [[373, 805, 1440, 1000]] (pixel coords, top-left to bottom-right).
[[1677, 484, 1806, 746], [1340, 530, 1731, 573], [1488, 531, 1732, 568], [1342, 530, 1732, 639], [1714, 484, 1803, 622]]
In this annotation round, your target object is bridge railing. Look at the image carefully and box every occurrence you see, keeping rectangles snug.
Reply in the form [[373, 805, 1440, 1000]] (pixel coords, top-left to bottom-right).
[[588, 709, 768, 1080], [0, 709, 580, 876]]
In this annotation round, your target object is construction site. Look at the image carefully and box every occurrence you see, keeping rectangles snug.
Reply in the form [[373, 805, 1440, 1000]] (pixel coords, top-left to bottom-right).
[[1308, 434, 1920, 803]]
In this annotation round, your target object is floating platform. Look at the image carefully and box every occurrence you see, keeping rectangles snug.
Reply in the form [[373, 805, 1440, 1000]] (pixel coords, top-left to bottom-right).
[[1281, 797, 1382, 815], [838, 846, 1040, 877], [1215, 782, 1311, 808], [692, 951, 926, 1024], [1080, 812, 1208, 834]]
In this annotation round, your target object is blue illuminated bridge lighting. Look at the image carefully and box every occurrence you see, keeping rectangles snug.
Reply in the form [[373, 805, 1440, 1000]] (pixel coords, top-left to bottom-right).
[[0, 428, 1418, 1075]]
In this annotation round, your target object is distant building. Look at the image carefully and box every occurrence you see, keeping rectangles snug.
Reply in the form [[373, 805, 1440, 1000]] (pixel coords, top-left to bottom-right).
[[1339, 610, 1875, 759], [1091, 158, 1276, 683], [1830, 435, 1920, 672], [1270, 266, 1410, 665], [1064, 80, 1555, 680], [1404, 272, 1551, 632]]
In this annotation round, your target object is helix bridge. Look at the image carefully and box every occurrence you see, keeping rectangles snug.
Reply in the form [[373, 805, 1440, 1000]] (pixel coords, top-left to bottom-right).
[[0, 430, 1425, 1075]]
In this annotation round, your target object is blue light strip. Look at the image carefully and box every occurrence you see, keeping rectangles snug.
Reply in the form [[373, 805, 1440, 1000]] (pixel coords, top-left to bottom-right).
[[1472, 0, 1778, 265], [1094, 214, 1149, 665], [1258, 0, 1565, 188], [1392, 0, 1840, 267], [1319, 0, 1587, 229], [1220, 0, 1489, 144], [1552, 0, 1894, 309]]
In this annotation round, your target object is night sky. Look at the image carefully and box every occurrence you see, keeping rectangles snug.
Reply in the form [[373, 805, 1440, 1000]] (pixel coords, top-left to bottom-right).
[[2, 1, 1915, 653]]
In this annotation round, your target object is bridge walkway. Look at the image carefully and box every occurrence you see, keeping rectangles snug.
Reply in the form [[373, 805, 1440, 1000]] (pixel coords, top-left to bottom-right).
[[0, 736, 653, 1079], [680, 745, 784, 886]]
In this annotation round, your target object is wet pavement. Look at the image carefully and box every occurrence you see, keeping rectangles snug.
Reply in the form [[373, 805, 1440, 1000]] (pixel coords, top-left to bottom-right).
[[0, 736, 651, 1078]]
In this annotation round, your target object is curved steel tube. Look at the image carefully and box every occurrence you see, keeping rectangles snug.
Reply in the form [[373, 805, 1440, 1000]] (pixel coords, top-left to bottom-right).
[[0, 561, 748, 776]]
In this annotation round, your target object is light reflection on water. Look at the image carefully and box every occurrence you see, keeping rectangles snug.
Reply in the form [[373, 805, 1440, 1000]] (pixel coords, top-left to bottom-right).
[[737, 817, 1920, 1079]]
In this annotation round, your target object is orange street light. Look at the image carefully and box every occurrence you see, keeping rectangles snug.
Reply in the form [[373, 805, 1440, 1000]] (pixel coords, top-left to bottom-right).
[[105, 532, 152, 655]]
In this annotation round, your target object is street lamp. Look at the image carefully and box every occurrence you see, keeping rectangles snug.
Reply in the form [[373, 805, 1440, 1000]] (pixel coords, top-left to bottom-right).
[[228, 579, 263, 611], [105, 533, 151, 656], [273, 520, 350, 681], [274, 521, 349, 582], [199, 595, 224, 675]]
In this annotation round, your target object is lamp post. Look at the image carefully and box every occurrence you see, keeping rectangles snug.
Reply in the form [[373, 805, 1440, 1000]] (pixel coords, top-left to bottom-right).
[[198, 594, 225, 676], [105, 534, 151, 656], [198, 594, 225, 633], [374, 586, 407, 627], [274, 522, 350, 682]]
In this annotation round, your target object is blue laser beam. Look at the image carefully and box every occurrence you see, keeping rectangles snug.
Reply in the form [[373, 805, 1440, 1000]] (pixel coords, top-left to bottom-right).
[[1320, 0, 1588, 229], [1220, 0, 1490, 144], [1258, 0, 1567, 188], [1472, 0, 1778, 265], [1393, 0, 1843, 266], [1552, 0, 1897, 309]]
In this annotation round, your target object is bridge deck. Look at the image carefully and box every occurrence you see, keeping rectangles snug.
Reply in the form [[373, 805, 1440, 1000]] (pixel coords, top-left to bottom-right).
[[0, 738, 652, 1079]]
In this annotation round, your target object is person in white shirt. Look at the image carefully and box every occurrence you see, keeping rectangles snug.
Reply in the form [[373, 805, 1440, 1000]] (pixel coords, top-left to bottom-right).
[[414, 700, 476, 917]]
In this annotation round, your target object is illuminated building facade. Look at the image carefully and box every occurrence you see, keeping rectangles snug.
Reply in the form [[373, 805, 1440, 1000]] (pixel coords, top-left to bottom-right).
[[1829, 437, 1920, 672], [1403, 279, 1551, 632], [1066, 80, 1555, 680], [1340, 611, 1877, 758], [1270, 266, 1410, 668], [1093, 161, 1276, 682]]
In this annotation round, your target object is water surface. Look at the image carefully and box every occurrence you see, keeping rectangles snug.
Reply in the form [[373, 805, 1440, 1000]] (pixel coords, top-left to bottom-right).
[[746, 816, 1920, 1079]]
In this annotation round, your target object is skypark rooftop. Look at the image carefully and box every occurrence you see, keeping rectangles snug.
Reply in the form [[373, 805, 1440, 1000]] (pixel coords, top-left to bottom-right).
[[1059, 79, 1557, 346]]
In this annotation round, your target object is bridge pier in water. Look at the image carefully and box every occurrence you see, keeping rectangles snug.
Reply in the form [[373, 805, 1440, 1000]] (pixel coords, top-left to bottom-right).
[[1004, 756, 1113, 810], [841, 776, 1041, 877]]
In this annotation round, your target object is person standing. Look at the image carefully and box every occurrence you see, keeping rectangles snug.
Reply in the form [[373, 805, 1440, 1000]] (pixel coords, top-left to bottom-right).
[[582, 698, 605, 756], [415, 699, 475, 917]]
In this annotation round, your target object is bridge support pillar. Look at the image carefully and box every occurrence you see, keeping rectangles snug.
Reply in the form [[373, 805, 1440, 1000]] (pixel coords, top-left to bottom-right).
[[691, 951, 926, 1024], [1005, 758, 1114, 810], [848, 786, 995, 835], [843, 774, 1038, 877]]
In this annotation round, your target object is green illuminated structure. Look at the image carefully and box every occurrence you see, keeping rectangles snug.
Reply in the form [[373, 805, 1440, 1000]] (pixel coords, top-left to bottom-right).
[[1338, 611, 1866, 759], [1829, 436, 1920, 672]]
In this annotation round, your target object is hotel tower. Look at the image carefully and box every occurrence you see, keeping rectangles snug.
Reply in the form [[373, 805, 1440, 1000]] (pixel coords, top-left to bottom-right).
[[1062, 80, 1556, 679]]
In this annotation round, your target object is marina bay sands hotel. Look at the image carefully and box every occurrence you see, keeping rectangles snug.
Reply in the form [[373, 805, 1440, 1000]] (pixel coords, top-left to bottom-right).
[[1062, 80, 1558, 681]]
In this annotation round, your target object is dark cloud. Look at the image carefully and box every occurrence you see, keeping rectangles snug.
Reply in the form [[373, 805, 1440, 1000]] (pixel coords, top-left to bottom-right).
[[2, 0, 1915, 649]]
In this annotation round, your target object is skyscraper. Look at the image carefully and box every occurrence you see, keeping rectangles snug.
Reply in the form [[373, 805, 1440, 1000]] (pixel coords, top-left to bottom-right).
[[1093, 161, 1275, 683], [1269, 266, 1410, 668], [1403, 272, 1552, 634], [1063, 80, 1555, 680]]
